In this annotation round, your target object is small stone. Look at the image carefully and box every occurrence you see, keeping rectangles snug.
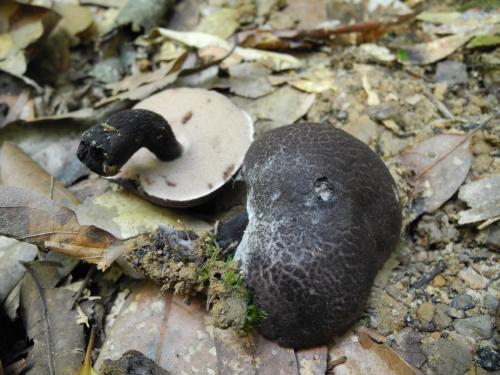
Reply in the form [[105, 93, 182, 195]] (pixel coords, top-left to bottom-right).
[[432, 274, 447, 287], [451, 294, 475, 310], [425, 338, 473, 375], [435, 61, 468, 84], [459, 267, 490, 290], [483, 294, 499, 315], [417, 302, 435, 322], [394, 328, 427, 368], [434, 303, 452, 329], [476, 347, 500, 372], [454, 315, 493, 339], [448, 307, 465, 319]]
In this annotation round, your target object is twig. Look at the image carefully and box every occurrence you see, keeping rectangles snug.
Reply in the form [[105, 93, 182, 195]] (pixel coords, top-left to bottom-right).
[[411, 260, 446, 289], [21, 262, 56, 375], [327, 356, 347, 373], [70, 266, 96, 310]]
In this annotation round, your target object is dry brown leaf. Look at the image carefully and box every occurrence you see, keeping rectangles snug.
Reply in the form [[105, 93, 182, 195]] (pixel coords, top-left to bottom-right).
[[95, 282, 218, 373], [0, 186, 124, 269], [400, 33, 473, 65], [0, 142, 80, 206], [399, 134, 472, 217], [0, 1, 60, 76], [329, 331, 419, 375], [21, 261, 85, 375]]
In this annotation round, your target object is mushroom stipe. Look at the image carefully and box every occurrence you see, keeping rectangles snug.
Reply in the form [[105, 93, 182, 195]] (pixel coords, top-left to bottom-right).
[[78, 109, 182, 176]]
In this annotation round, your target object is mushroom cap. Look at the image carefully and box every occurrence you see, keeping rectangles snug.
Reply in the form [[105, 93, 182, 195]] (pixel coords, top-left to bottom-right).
[[112, 88, 254, 207], [235, 123, 401, 348]]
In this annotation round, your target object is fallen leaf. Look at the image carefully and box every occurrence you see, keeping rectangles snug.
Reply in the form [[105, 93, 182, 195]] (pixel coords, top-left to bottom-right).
[[458, 175, 500, 225], [0, 116, 89, 178], [399, 134, 472, 217], [400, 33, 474, 65], [329, 330, 418, 375], [0, 186, 124, 269], [54, 4, 94, 42], [467, 33, 500, 49], [228, 62, 273, 98], [196, 8, 239, 39], [0, 142, 80, 206], [233, 85, 315, 134], [417, 11, 461, 24], [78, 326, 99, 375], [152, 28, 302, 71], [0, 1, 60, 76], [95, 282, 218, 373], [0, 236, 37, 303], [21, 261, 85, 375], [74, 190, 211, 240], [289, 66, 336, 93]]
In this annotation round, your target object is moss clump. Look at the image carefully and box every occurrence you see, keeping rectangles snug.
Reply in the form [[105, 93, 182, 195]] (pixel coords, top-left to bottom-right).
[[125, 228, 266, 333]]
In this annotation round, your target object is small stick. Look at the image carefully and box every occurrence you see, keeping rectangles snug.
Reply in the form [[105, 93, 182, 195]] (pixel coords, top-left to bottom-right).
[[411, 260, 446, 289]]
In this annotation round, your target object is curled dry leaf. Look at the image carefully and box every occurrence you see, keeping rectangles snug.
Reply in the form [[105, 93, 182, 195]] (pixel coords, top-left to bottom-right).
[[152, 28, 302, 71], [399, 134, 472, 217], [0, 186, 124, 269]]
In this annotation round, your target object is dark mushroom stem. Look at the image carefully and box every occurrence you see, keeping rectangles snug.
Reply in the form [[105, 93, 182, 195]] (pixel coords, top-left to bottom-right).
[[77, 109, 183, 176]]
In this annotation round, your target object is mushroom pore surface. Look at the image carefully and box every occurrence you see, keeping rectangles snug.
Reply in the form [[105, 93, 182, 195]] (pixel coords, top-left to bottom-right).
[[235, 123, 401, 348]]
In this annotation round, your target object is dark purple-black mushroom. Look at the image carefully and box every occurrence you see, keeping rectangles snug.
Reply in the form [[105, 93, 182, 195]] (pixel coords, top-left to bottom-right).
[[234, 123, 401, 348]]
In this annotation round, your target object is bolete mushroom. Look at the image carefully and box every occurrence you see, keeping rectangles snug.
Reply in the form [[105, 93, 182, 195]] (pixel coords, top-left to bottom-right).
[[78, 88, 253, 207], [234, 123, 401, 348]]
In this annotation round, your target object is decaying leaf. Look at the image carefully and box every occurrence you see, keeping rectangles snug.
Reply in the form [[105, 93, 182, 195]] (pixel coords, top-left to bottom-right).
[[21, 261, 85, 375], [0, 142, 80, 206], [75, 190, 211, 240], [95, 282, 218, 373], [400, 33, 474, 65], [228, 62, 273, 99], [329, 330, 418, 375], [151, 28, 302, 71], [399, 134, 472, 217], [233, 85, 315, 134], [0, 1, 60, 76], [0, 236, 37, 303], [0, 118, 88, 178], [0, 186, 125, 269], [78, 326, 99, 375], [458, 175, 500, 226]]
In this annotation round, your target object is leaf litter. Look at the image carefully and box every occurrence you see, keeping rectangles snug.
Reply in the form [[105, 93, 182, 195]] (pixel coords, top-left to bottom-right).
[[0, 0, 499, 374]]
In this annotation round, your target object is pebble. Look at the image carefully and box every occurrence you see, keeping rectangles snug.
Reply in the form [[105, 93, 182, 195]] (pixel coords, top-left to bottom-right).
[[417, 302, 435, 322], [394, 327, 427, 368], [476, 347, 500, 371], [448, 307, 466, 319], [425, 337, 473, 375], [451, 294, 475, 310], [459, 267, 490, 290], [434, 303, 452, 329], [454, 316, 493, 339], [432, 274, 447, 287], [483, 294, 499, 315]]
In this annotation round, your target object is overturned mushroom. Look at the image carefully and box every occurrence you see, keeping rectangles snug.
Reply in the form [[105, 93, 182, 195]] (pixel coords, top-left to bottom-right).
[[235, 123, 401, 348], [78, 88, 253, 207]]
